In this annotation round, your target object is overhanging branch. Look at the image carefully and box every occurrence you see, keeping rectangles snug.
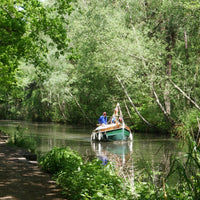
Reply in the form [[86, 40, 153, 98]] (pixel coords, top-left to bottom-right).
[[169, 79, 200, 111], [116, 75, 153, 127]]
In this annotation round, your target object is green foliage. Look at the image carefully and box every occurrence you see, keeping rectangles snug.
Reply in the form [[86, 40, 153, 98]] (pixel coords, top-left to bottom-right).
[[165, 135, 200, 199], [133, 155, 166, 200], [174, 108, 200, 138], [58, 159, 132, 200], [7, 125, 36, 152], [1, 0, 200, 133], [130, 103, 171, 132], [40, 147, 134, 200], [0, 0, 72, 116], [133, 135, 200, 200], [0, 0, 26, 100], [39, 140, 200, 199], [40, 147, 83, 175]]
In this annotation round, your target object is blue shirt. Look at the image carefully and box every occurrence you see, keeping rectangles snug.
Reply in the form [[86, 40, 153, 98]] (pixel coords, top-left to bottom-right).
[[98, 115, 107, 125], [112, 116, 115, 123], [98, 156, 108, 165]]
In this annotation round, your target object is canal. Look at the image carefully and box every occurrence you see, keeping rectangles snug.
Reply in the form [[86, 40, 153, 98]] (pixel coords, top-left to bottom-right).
[[0, 120, 185, 171]]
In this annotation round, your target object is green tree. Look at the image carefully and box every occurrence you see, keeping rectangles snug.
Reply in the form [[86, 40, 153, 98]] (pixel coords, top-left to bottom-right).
[[0, 0, 26, 100], [0, 0, 73, 119], [1, 0, 200, 132]]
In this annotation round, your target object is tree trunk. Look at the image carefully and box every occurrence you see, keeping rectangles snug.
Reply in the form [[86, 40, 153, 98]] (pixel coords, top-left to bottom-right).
[[164, 54, 172, 115], [164, 23, 176, 115]]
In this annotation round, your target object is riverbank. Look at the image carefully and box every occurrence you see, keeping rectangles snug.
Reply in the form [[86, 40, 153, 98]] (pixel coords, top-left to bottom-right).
[[0, 133, 67, 200]]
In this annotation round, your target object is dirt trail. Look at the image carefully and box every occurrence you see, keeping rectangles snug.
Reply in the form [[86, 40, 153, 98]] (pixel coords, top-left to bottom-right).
[[0, 134, 67, 200]]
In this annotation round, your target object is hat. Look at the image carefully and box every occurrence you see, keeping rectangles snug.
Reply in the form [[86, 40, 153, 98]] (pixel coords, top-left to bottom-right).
[[103, 112, 106, 115]]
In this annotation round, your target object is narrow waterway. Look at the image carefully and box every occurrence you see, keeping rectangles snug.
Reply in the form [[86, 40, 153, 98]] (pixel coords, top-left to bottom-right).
[[0, 120, 185, 171]]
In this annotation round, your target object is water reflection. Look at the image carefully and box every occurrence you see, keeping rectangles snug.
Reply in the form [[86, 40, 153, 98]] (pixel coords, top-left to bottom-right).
[[0, 120, 186, 174], [91, 141, 133, 166], [91, 141, 135, 189]]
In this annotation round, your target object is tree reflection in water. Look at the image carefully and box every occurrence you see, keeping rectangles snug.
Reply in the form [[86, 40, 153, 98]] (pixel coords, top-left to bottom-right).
[[91, 141, 135, 191]]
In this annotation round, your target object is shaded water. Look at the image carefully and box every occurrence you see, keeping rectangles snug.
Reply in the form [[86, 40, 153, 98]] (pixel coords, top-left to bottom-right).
[[0, 120, 185, 170]]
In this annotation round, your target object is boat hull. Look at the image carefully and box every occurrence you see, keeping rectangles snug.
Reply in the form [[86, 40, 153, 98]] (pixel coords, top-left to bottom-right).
[[91, 124, 132, 142], [106, 128, 130, 141]]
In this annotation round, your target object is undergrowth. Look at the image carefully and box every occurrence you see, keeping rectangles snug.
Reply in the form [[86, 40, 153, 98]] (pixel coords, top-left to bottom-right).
[[39, 136, 200, 200], [39, 147, 135, 200]]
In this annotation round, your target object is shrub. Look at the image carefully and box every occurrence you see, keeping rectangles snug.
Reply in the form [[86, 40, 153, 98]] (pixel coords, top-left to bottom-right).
[[175, 108, 200, 138], [58, 159, 133, 200], [39, 147, 83, 175], [40, 147, 134, 200]]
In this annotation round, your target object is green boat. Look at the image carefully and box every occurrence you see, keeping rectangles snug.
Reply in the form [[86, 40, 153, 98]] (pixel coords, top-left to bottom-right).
[[91, 103, 133, 142]]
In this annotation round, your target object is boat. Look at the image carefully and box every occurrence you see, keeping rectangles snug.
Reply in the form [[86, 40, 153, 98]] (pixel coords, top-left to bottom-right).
[[91, 103, 133, 141]]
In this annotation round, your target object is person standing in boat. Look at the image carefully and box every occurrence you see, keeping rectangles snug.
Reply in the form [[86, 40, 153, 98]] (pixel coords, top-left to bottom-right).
[[111, 115, 116, 123], [98, 112, 107, 125]]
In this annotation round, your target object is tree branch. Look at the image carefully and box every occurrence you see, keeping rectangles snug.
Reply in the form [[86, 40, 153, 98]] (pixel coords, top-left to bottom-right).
[[65, 89, 93, 125], [123, 99, 134, 125], [151, 82, 176, 126], [169, 79, 200, 111], [116, 75, 153, 127]]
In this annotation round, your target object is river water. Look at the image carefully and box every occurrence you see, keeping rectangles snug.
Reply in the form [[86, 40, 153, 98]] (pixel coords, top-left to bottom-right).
[[0, 120, 185, 171]]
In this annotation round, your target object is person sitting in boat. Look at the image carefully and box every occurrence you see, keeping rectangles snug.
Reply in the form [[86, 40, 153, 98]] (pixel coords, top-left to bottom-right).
[[98, 112, 107, 125], [111, 115, 116, 123]]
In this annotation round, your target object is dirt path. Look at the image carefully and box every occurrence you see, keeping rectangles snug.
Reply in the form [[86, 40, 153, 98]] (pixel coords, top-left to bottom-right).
[[0, 134, 67, 200]]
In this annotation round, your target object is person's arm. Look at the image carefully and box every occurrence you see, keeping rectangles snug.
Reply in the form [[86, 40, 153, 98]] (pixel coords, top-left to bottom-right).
[[104, 116, 107, 125], [98, 116, 102, 124]]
